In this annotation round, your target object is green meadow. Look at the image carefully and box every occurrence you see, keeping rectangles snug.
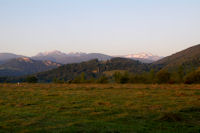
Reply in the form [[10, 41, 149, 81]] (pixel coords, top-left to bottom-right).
[[0, 84, 199, 133]]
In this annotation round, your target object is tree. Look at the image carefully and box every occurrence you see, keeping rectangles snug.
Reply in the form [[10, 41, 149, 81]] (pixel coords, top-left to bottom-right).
[[53, 78, 65, 83], [177, 66, 184, 83], [148, 69, 156, 83], [129, 74, 147, 84], [113, 71, 130, 84], [119, 72, 130, 84], [80, 72, 86, 83], [96, 75, 108, 83], [72, 72, 86, 83], [184, 69, 200, 84], [113, 72, 122, 83], [156, 70, 171, 83], [72, 76, 81, 83], [26, 76, 38, 83]]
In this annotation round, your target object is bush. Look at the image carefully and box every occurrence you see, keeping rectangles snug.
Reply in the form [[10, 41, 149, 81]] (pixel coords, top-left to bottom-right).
[[0, 77, 8, 83], [113, 72, 130, 84], [72, 76, 82, 83], [129, 75, 147, 84], [113, 72, 122, 83], [26, 76, 38, 83], [53, 78, 65, 83], [96, 75, 109, 83], [156, 70, 171, 83], [184, 70, 200, 84], [148, 69, 156, 83], [177, 66, 184, 82], [72, 72, 87, 83]]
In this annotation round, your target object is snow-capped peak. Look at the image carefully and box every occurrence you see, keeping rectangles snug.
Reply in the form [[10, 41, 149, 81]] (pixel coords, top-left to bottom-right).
[[67, 52, 86, 56], [125, 52, 152, 58], [36, 50, 66, 56], [124, 53, 162, 61]]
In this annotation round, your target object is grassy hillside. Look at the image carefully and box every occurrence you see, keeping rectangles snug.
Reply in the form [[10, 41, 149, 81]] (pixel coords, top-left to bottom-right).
[[154, 44, 200, 73], [0, 84, 199, 133]]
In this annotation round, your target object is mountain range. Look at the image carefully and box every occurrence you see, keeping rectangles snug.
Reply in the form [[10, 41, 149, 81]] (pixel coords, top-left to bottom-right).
[[32, 51, 113, 64], [0, 51, 161, 76], [34, 44, 200, 82], [0, 51, 162, 64], [0, 44, 199, 79]]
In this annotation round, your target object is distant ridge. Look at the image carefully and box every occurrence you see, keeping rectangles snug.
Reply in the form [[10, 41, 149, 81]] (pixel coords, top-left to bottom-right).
[[0, 51, 163, 64], [0, 57, 61, 76], [0, 53, 23, 62], [32, 51, 112, 64]]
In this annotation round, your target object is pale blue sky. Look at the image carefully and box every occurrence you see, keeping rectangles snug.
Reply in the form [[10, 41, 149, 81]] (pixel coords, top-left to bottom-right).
[[0, 0, 200, 56]]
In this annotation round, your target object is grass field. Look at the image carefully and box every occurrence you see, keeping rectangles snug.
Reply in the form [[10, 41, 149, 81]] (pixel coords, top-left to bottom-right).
[[0, 84, 200, 133]]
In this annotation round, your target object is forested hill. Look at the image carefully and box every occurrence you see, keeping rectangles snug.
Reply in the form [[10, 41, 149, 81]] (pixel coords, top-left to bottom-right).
[[36, 58, 149, 82]]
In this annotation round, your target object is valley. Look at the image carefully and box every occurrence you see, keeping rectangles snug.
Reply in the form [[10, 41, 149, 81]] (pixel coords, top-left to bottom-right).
[[1, 1, 199, 132]]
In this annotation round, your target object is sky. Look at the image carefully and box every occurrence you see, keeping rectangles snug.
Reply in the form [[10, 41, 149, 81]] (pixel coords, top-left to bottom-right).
[[0, 0, 200, 57]]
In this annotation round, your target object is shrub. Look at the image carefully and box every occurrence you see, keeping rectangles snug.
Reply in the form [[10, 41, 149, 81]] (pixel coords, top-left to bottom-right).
[[184, 70, 200, 84], [26, 76, 38, 83], [156, 70, 171, 83], [113, 72, 122, 83], [53, 78, 65, 83], [96, 75, 109, 83], [72, 72, 87, 83], [177, 66, 184, 82], [129, 75, 147, 84], [113, 71, 130, 84]]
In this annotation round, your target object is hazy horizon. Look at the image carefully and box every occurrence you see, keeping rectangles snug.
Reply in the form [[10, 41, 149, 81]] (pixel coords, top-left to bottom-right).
[[0, 0, 200, 56]]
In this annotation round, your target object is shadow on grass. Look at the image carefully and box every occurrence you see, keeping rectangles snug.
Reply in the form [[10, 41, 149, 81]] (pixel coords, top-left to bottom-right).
[[158, 112, 183, 122], [180, 107, 200, 113]]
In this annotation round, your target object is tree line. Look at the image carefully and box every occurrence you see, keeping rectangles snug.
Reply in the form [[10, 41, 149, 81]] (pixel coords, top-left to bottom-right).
[[39, 67, 200, 84], [0, 67, 200, 84]]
